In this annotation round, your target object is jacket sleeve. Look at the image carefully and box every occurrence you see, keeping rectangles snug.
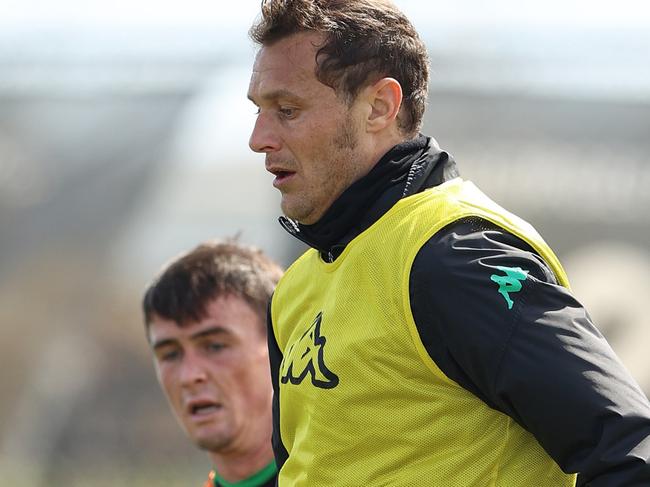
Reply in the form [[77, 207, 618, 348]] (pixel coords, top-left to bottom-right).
[[409, 217, 650, 486], [266, 298, 288, 474]]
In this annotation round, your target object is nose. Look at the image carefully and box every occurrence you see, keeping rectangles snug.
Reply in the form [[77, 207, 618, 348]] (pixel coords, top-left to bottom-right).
[[249, 112, 281, 153], [179, 352, 208, 387]]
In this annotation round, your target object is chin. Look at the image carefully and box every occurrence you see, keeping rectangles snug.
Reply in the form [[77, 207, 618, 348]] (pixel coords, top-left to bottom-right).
[[284, 207, 319, 225], [281, 199, 313, 224], [193, 432, 232, 452]]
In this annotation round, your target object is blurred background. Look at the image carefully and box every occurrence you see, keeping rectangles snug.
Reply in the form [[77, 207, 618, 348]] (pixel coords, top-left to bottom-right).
[[1, 0, 649, 485]]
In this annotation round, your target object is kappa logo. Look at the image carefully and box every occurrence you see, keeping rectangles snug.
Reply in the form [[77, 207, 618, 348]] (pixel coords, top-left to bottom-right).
[[280, 311, 339, 389], [490, 266, 529, 310]]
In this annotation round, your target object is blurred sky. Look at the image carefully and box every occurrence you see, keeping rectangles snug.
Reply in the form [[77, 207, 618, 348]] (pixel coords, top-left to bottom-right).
[[3, 0, 650, 66], [2, 0, 650, 28]]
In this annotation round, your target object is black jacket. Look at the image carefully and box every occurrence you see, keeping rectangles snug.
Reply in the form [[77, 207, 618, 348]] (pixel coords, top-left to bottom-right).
[[270, 135, 650, 486]]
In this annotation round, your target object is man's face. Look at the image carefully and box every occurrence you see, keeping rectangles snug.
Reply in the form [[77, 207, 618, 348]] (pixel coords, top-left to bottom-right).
[[148, 295, 272, 454], [248, 32, 369, 225]]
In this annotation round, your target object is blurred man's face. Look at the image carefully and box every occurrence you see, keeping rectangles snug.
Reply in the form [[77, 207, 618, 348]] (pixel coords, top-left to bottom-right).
[[248, 31, 369, 225], [148, 295, 272, 454]]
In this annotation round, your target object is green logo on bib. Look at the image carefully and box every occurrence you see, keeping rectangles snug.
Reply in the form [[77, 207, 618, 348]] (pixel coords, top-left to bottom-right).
[[490, 266, 529, 310]]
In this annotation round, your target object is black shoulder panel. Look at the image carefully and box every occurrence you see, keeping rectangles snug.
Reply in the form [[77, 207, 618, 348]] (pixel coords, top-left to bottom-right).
[[267, 299, 289, 472], [409, 217, 650, 485]]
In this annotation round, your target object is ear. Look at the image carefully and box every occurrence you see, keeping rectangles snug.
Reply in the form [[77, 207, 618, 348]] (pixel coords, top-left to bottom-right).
[[365, 77, 403, 133]]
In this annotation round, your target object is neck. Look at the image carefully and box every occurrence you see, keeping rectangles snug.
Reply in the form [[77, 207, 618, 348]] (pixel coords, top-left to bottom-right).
[[208, 439, 275, 483], [363, 131, 408, 173], [284, 133, 432, 258]]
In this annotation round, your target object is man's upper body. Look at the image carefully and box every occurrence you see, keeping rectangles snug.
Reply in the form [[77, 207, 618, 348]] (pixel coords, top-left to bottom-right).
[[246, 1, 650, 486], [268, 135, 650, 486], [142, 240, 282, 486]]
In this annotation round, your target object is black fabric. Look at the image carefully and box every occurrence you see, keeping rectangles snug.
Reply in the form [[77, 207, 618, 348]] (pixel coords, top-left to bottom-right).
[[279, 134, 458, 260], [292, 134, 426, 250], [409, 217, 546, 407], [409, 218, 650, 485], [266, 299, 288, 478]]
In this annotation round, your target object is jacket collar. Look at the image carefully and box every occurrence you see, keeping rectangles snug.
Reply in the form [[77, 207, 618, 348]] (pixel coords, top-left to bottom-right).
[[279, 135, 458, 261]]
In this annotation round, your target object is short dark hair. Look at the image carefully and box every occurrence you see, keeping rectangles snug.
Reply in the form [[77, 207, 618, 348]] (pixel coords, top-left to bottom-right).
[[142, 240, 283, 330], [249, 0, 429, 137]]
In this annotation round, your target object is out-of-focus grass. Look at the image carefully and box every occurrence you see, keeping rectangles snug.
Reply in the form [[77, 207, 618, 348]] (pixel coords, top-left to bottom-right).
[[0, 464, 208, 487]]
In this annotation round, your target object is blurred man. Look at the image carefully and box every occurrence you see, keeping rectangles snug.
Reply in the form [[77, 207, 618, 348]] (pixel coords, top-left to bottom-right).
[[142, 240, 282, 487], [246, 0, 650, 485]]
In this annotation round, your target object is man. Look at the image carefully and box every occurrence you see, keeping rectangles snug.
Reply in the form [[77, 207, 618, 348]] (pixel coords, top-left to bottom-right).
[[142, 240, 282, 487], [246, 1, 650, 485]]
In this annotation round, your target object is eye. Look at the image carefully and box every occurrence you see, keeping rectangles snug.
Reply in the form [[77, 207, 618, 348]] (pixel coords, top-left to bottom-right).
[[206, 342, 226, 353], [278, 106, 297, 119], [158, 348, 181, 362]]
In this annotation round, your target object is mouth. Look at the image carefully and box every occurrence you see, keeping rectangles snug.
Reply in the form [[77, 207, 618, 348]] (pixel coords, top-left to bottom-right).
[[267, 168, 296, 188], [186, 400, 222, 419]]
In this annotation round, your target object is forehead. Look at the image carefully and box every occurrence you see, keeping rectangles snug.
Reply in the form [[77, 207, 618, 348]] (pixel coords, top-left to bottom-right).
[[148, 295, 264, 343], [249, 31, 328, 100]]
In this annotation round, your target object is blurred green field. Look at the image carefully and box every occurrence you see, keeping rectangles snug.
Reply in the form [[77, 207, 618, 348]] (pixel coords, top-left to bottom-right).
[[0, 464, 208, 487]]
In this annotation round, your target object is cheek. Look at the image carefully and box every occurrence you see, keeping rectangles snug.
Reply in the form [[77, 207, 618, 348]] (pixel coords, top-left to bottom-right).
[[292, 116, 340, 159], [232, 353, 271, 399], [156, 365, 180, 402]]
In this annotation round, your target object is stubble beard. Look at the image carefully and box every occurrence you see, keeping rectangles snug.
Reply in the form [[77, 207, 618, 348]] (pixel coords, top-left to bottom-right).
[[333, 110, 358, 151], [329, 110, 364, 194], [283, 111, 361, 224]]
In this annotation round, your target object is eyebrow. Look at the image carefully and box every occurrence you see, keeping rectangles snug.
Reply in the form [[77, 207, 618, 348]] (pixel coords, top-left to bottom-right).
[[151, 326, 231, 351], [248, 89, 303, 104]]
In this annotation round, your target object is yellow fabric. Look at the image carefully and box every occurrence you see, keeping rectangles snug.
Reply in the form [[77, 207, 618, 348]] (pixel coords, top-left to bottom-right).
[[271, 178, 576, 486]]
